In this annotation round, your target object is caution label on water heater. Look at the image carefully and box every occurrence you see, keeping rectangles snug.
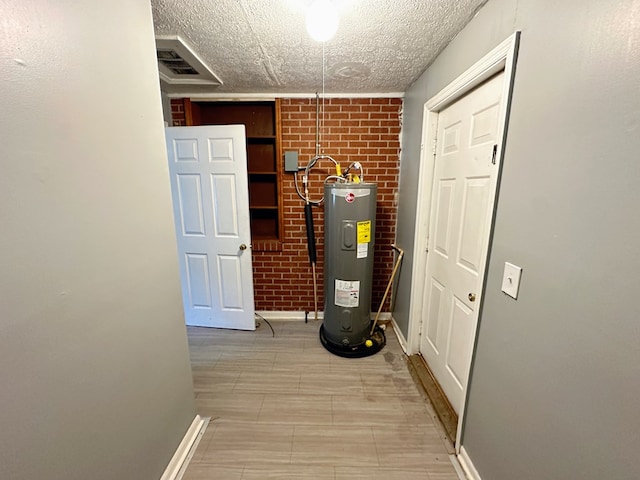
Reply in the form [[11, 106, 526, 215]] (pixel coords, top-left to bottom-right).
[[356, 220, 371, 259], [335, 279, 360, 307], [357, 221, 371, 243]]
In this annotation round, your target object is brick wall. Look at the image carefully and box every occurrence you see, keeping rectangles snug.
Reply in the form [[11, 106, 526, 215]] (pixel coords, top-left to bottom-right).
[[170, 97, 402, 314], [170, 99, 186, 125]]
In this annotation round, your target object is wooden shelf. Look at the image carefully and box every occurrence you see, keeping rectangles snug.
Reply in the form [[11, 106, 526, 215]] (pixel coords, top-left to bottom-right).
[[186, 99, 283, 244], [247, 141, 276, 174], [190, 101, 277, 137], [252, 234, 279, 241], [248, 136, 277, 141], [250, 209, 279, 240]]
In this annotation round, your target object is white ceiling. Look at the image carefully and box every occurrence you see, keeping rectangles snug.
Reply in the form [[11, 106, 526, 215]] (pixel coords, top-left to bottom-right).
[[151, 0, 488, 96]]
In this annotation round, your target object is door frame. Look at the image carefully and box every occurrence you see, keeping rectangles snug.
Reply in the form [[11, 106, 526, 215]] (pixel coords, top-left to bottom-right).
[[406, 32, 520, 451]]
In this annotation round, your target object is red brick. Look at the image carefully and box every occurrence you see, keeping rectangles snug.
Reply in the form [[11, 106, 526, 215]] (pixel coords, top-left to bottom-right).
[[163, 97, 403, 312]]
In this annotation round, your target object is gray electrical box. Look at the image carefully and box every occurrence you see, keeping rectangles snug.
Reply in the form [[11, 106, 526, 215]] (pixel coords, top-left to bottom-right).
[[284, 151, 299, 173], [322, 182, 377, 347]]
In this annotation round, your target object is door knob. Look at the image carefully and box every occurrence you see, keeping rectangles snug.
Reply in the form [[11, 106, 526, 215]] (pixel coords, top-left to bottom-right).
[[239, 243, 247, 251], [468, 293, 476, 302]]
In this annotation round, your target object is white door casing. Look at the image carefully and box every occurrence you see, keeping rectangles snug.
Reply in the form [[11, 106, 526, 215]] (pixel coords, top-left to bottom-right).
[[419, 71, 505, 414], [166, 125, 255, 330]]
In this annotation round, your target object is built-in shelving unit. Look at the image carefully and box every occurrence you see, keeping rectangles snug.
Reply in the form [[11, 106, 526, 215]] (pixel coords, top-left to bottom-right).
[[183, 99, 283, 248]]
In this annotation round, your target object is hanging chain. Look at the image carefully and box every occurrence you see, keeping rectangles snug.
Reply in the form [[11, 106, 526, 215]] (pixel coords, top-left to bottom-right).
[[321, 41, 325, 155]]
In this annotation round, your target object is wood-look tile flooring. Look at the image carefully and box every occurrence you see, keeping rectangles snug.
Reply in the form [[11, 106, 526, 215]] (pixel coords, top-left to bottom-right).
[[183, 320, 460, 480]]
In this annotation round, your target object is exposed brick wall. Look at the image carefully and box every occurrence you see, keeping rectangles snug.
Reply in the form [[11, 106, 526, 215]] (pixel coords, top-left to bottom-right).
[[168, 97, 402, 313], [254, 97, 402, 313], [170, 99, 186, 126]]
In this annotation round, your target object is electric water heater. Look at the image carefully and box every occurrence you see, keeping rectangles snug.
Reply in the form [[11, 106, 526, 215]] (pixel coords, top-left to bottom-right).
[[321, 182, 377, 352]]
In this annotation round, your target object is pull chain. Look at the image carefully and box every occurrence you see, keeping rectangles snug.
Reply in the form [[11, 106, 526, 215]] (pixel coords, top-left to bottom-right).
[[321, 41, 325, 155]]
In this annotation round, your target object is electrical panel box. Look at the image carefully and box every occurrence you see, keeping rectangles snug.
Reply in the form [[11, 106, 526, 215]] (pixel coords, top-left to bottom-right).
[[284, 151, 299, 173]]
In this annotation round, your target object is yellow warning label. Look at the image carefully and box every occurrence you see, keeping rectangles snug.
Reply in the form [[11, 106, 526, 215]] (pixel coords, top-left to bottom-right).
[[357, 220, 371, 243]]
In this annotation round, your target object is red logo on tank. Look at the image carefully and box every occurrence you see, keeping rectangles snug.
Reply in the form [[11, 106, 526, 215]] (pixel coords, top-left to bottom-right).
[[345, 192, 355, 203]]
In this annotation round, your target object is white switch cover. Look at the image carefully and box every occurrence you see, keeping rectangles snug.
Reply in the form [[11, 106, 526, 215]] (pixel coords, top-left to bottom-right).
[[501, 262, 522, 299]]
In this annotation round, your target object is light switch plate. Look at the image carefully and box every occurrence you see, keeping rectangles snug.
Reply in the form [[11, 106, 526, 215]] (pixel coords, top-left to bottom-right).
[[501, 262, 522, 299]]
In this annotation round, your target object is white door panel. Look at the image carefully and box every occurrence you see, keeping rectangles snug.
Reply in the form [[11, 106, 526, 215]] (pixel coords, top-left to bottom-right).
[[420, 72, 505, 413], [445, 296, 474, 388], [217, 255, 244, 309], [211, 174, 241, 236], [176, 174, 206, 236], [425, 278, 445, 352], [185, 253, 212, 307], [433, 179, 455, 258], [166, 125, 255, 330], [457, 176, 491, 274]]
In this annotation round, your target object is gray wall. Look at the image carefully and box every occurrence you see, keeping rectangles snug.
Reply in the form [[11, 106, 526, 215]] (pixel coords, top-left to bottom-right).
[[394, 0, 517, 338], [161, 89, 173, 126], [0, 1, 196, 479], [398, 0, 640, 478]]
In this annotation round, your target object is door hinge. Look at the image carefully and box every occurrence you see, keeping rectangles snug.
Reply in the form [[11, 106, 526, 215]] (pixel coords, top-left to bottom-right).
[[432, 139, 437, 156], [491, 144, 498, 165]]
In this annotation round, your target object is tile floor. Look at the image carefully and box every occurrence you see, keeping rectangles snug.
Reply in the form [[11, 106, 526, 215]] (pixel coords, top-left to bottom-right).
[[182, 319, 461, 480]]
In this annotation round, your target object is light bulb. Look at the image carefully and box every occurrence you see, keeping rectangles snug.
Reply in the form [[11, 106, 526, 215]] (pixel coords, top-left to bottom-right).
[[306, 0, 339, 42]]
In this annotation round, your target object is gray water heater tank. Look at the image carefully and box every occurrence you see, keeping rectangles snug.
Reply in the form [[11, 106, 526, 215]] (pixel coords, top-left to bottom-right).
[[323, 182, 377, 347]]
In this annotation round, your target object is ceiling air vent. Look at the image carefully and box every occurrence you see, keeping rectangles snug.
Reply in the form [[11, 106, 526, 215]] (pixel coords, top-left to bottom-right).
[[155, 36, 222, 86], [157, 50, 199, 75]]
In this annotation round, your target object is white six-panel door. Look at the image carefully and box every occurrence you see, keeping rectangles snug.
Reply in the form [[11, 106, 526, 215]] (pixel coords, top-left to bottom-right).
[[419, 72, 505, 413], [166, 125, 255, 330]]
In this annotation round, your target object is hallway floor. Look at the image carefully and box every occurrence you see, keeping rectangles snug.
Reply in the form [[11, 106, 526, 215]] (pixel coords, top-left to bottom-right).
[[182, 319, 460, 480]]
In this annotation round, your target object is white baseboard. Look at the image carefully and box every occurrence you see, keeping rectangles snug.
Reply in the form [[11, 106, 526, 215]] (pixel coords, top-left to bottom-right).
[[391, 316, 408, 353], [458, 446, 482, 480], [255, 311, 392, 321], [256, 310, 323, 321], [160, 415, 209, 480], [450, 454, 468, 480]]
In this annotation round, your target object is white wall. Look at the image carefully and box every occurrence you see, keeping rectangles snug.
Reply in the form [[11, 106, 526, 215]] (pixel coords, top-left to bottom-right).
[[0, 1, 196, 479], [397, 0, 640, 478]]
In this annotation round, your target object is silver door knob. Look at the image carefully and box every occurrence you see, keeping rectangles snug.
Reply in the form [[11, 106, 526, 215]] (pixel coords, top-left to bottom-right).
[[239, 244, 247, 251], [468, 293, 476, 302]]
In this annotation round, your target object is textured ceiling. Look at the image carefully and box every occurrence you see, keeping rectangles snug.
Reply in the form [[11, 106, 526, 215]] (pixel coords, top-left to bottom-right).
[[151, 0, 488, 96]]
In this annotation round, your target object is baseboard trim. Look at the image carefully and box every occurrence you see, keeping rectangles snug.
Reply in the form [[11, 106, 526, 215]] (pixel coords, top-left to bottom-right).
[[391, 316, 408, 353], [256, 310, 323, 321], [160, 415, 209, 480], [449, 454, 468, 480], [458, 446, 482, 480], [255, 311, 392, 321]]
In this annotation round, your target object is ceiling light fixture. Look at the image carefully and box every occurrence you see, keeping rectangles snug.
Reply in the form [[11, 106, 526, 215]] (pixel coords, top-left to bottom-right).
[[306, 0, 339, 42]]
